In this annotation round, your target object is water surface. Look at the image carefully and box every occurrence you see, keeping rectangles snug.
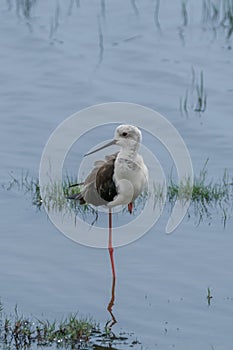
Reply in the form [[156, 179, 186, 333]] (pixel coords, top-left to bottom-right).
[[0, 1, 233, 349]]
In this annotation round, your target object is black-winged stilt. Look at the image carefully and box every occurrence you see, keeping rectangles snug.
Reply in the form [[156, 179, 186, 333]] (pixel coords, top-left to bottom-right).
[[69, 124, 148, 278]]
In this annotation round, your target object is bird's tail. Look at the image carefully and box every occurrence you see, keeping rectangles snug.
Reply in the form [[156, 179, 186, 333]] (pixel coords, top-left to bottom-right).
[[68, 182, 84, 188], [67, 192, 86, 204]]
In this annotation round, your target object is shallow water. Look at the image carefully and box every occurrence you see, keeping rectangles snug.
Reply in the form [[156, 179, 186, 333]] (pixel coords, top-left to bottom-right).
[[0, 0, 233, 349]]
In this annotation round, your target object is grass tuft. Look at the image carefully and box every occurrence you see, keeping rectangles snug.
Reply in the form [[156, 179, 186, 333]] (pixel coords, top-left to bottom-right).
[[168, 160, 233, 225], [3, 161, 233, 227], [0, 305, 99, 349], [0, 302, 141, 349]]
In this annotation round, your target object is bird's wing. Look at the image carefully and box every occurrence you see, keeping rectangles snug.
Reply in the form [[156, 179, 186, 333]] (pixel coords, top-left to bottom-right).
[[74, 152, 118, 206], [95, 153, 118, 203]]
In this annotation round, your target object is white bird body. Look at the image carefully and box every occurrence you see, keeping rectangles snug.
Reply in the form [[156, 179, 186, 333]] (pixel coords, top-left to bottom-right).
[[69, 125, 148, 210], [110, 147, 148, 208]]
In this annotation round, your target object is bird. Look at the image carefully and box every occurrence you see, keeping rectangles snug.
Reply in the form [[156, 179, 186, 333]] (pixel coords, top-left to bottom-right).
[[68, 124, 148, 278]]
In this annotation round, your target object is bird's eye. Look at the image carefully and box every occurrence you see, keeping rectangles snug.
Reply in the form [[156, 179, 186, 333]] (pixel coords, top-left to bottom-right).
[[122, 132, 128, 137]]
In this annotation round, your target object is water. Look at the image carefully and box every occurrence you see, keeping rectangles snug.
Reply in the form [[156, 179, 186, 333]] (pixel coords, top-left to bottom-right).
[[0, 0, 233, 349]]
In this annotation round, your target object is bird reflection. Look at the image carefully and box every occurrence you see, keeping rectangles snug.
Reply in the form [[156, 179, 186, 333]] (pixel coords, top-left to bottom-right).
[[106, 275, 117, 328]]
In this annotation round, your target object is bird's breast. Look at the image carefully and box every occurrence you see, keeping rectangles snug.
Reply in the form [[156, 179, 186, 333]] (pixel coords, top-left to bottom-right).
[[114, 157, 147, 198], [114, 157, 138, 177]]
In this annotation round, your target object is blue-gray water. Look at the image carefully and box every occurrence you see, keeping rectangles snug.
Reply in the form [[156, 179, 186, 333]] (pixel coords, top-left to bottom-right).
[[0, 1, 233, 349]]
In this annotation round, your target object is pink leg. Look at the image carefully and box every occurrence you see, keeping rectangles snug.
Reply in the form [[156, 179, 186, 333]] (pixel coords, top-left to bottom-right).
[[128, 202, 133, 214], [107, 274, 117, 328], [108, 209, 116, 279]]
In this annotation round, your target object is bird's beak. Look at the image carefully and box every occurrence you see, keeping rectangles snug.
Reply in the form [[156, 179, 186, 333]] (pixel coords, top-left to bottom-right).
[[84, 139, 117, 157]]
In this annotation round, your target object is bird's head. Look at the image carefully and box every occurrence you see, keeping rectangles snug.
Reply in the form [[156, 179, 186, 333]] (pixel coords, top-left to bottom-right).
[[84, 124, 142, 157], [114, 125, 142, 148]]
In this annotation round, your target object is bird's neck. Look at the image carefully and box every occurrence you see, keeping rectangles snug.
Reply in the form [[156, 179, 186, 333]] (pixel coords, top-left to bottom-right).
[[118, 144, 139, 160]]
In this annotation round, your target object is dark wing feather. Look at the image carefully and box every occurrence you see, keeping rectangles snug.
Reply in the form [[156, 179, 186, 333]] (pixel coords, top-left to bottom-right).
[[69, 153, 118, 206], [96, 155, 117, 202]]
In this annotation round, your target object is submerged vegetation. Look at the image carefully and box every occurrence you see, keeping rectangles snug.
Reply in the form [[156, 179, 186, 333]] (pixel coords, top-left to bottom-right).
[[207, 287, 213, 306], [179, 0, 233, 40], [180, 68, 207, 117], [5, 0, 233, 43], [7, 0, 37, 19], [202, 0, 233, 39], [3, 161, 233, 227]]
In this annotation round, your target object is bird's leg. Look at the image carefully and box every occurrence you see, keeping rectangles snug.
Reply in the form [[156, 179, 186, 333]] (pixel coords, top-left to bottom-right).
[[107, 209, 117, 329], [108, 208, 116, 279]]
